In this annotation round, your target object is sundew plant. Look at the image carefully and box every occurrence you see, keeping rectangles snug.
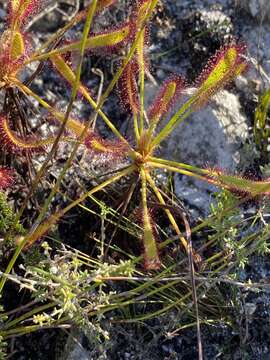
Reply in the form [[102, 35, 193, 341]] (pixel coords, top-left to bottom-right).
[[0, 0, 269, 283]]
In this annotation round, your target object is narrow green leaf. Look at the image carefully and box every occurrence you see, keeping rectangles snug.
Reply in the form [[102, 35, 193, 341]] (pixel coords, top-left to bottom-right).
[[254, 87, 270, 149]]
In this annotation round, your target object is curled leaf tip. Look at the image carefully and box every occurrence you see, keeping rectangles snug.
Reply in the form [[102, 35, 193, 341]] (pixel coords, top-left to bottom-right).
[[194, 43, 247, 107], [84, 131, 128, 164], [8, 0, 45, 30], [148, 74, 186, 123], [0, 115, 47, 154], [0, 30, 31, 79]]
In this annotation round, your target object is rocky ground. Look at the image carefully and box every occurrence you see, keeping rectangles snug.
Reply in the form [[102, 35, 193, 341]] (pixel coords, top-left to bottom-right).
[[1, 0, 270, 359]]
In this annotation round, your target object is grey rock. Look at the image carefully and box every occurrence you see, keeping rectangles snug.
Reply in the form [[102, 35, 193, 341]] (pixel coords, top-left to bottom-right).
[[241, 0, 270, 22], [241, 22, 270, 78], [67, 346, 92, 360], [0, 8, 5, 21], [244, 302, 257, 316], [160, 90, 248, 217], [59, 331, 92, 360], [235, 75, 249, 92]]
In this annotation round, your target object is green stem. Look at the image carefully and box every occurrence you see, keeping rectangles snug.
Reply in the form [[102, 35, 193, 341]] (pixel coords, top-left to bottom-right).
[[3, 302, 55, 330], [148, 162, 206, 182], [145, 173, 188, 252], [133, 113, 140, 144], [150, 98, 194, 149], [148, 156, 208, 175], [140, 168, 160, 269]]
